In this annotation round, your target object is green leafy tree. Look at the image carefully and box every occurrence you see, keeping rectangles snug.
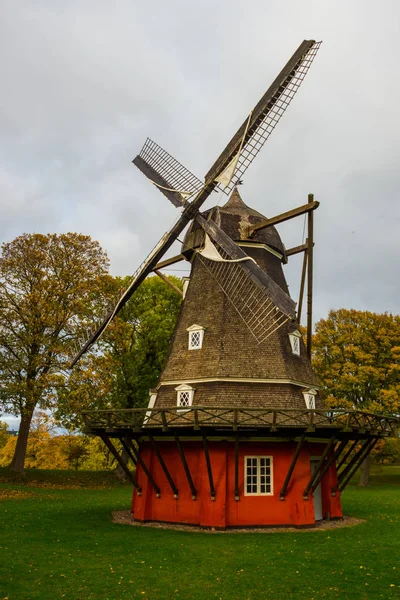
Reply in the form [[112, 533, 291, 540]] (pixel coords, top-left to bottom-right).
[[0, 420, 9, 450], [60, 274, 182, 425], [0, 233, 111, 473], [313, 308, 400, 484]]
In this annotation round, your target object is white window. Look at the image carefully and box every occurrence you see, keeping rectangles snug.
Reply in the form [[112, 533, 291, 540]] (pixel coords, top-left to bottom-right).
[[289, 330, 301, 356], [186, 324, 205, 350], [303, 388, 317, 409], [175, 384, 194, 411], [244, 456, 273, 496]]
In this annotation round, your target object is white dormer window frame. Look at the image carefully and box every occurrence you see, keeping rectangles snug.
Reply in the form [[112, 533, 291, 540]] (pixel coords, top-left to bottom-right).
[[289, 330, 302, 356], [175, 384, 195, 412], [186, 324, 205, 350], [303, 388, 317, 410], [182, 277, 190, 299]]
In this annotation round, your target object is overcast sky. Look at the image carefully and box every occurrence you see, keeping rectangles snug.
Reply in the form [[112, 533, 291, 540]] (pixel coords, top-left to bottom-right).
[[1, 1, 399, 342]]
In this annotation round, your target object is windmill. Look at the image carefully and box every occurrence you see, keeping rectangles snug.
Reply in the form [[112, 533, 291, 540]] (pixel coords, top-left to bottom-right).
[[77, 40, 398, 528], [70, 39, 321, 367]]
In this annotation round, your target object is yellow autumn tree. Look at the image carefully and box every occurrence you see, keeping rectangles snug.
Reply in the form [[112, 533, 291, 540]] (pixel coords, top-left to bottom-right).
[[0, 233, 112, 473]]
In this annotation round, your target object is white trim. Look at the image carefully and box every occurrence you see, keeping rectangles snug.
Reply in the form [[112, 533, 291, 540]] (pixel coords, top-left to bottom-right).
[[238, 242, 283, 259], [187, 325, 205, 350], [244, 455, 273, 496], [303, 388, 317, 409], [159, 377, 319, 390], [182, 277, 190, 299], [144, 391, 157, 424], [289, 331, 301, 356], [175, 384, 194, 412]]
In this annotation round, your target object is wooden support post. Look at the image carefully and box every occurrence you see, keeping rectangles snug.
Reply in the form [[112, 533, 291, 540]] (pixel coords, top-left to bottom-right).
[[280, 435, 306, 500], [306, 194, 314, 358], [154, 270, 183, 297], [99, 434, 141, 493], [303, 436, 335, 499], [286, 242, 310, 257], [202, 435, 216, 501], [174, 432, 197, 500], [126, 439, 161, 498], [339, 439, 379, 493], [332, 439, 371, 494], [234, 434, 240, 501], [297, 246, 308, 323], [248, 201, 320, 236], [310, 439, 347, 494], [337, 439, 358, 471], [120, 437, 137, 466], [153, 253, 185, 271], [149, 435, 178, 498]]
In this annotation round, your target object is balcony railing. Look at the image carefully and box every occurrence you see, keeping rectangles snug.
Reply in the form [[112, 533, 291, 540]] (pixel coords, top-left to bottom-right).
[[82, 406, 399, 437]]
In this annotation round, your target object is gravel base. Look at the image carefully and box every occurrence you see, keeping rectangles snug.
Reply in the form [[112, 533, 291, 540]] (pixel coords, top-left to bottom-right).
[[112, 510, 364, 533]]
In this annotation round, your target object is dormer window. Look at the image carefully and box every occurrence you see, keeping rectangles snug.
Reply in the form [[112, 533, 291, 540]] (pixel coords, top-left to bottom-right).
[[289, 330, 301, 356], [303, 388, 317, 409], [187, 324, 205, 350], [175, 384, 194, 411]]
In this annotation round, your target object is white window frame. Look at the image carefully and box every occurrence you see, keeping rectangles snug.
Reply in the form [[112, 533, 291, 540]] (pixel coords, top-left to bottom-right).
[[244, 456, 273, 496], [289, 330, 302, 356], [186, 324, 205, 350], [303, 388, 317, 409], [175, 384, 194, 412]]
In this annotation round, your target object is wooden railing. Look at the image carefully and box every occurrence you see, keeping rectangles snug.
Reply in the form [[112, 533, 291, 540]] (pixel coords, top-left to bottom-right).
[[82, 407, 399, 436]]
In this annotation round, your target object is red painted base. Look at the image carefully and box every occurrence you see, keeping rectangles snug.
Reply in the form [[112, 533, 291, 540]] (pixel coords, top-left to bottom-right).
[[132, 441, 342, 529]]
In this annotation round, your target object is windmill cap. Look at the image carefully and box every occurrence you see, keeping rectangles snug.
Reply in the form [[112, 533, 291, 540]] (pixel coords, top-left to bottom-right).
[[215, 188, 285, 255]]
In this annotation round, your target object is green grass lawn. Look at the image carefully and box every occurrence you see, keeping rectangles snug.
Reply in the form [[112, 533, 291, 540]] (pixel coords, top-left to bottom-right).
[[0, 466, 400, 600]]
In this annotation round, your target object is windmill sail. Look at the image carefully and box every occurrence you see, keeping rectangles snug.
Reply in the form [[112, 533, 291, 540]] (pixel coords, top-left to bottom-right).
[[133, 138, 204, 207], [206, 40, 322, 194], [196, 215, 296, 343]]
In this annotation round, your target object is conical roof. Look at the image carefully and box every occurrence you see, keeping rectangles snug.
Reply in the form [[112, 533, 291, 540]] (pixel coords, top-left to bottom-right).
[[215, 188, 285, 256]]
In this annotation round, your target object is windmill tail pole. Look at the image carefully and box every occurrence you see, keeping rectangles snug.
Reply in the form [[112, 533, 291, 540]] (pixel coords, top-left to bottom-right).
[[306, 193, 314, 358]]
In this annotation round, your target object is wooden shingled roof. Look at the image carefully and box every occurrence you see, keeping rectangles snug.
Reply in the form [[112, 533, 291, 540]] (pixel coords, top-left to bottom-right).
[[154, 190, 320, 410]]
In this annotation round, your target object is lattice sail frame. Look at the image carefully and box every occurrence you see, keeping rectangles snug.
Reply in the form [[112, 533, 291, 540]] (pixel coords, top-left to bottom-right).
[[214, 41, 322, 195], [138, 138, 204, 198], [196, 235, 291, 344]]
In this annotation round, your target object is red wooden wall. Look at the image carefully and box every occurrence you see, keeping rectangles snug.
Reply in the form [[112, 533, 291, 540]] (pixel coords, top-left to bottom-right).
[[132, 441, 342, 528]]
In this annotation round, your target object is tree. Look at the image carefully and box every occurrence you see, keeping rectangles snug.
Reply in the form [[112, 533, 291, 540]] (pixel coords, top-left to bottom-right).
[[0, 420, 9, 450], [313, 308, 400, 484], [0, 233, 111, 473], [59, 275, 182, 421]]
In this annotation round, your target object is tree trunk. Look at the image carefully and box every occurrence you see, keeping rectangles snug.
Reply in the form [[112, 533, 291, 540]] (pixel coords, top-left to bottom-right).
[[114, 447, 130, 482], [10, 407, 35, 473], [359, 454, 371, 487]]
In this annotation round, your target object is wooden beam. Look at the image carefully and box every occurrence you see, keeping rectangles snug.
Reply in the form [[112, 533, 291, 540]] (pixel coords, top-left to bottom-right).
[[174, 432, 197, 500], [99, 434, 141, 493], [248, 201, 319, 236], [280, 435, 306, 500], [149, 435, 178, 498], [286, 242, 309, 257], [126, 439, 161, 497], [297, 247, 308, 323], [202, 435, 216, 500], [337, 439, 358, 471], [154, 270, 183, 297], [338, 439, 379, 493], [332, 439, 371, 494], [234, 434, 240, 501], [153, 254, 185, 271], [120, 436, 137, 466], [310, 439, 348, 493], [303, 435, 336, 499], [306, 194, 314, 358]]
